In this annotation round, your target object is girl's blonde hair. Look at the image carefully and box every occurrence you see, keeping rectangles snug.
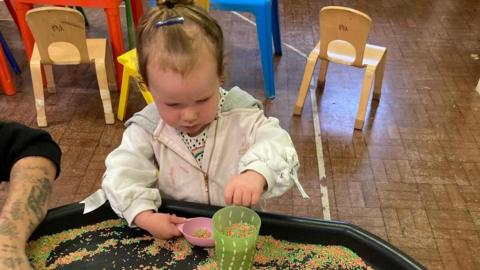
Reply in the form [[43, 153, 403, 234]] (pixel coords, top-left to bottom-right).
[[136, 0, 224, 84]]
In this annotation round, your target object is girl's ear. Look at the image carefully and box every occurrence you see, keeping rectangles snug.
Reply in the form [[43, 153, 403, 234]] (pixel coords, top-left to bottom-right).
[[218, 70, 225, 85]]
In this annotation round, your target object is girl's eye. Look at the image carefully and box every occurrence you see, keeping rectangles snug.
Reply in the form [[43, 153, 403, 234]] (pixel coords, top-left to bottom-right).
[[165, 103, 180, 107], [197, 97, 210, 103]]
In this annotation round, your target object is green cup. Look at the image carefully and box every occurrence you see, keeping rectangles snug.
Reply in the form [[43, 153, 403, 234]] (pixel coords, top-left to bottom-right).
[[212, 206, 261, 270]]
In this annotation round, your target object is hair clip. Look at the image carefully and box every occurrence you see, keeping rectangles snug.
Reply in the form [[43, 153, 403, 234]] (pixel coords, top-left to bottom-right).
[[155, 16, 185, 28], [158, 0, 175, 9]]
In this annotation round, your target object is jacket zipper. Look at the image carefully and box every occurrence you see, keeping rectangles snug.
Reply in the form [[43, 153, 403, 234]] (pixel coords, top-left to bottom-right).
[[202, 172, 209, 204], [203, 117, 219, 205]]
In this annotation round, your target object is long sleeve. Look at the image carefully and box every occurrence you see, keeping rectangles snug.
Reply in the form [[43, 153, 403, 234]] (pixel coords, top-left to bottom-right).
[[0, 121, 61, 181], [102, 124, 161, 226], [238, 112, 309, 199]]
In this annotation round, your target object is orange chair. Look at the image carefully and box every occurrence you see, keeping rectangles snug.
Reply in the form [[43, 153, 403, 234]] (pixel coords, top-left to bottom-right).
[[293, 6, 387, 130]]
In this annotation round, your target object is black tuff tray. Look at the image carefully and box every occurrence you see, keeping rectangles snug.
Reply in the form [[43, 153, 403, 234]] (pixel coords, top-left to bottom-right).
[[29, 200, 425, 270]]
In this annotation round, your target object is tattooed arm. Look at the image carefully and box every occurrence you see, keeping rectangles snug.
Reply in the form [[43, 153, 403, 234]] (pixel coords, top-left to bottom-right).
[[0, 156, 56, 270]]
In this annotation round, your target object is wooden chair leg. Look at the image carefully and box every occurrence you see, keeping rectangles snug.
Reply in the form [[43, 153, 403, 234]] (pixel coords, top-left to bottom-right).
[[117, 69, 131, 121], [105, 44, 116, 91], [317, 59, 329, 89], [94, 60, 115, 124], [354, 66, 375, 130], [30, 60, 47, 127], [373, 50, 387, 101], [293, 47, 320, 116], [44, 64, 56, 93]]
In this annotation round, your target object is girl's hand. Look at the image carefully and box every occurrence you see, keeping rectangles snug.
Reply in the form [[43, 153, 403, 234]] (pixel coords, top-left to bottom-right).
[[224, 170, 267, 207], [133, 210, 186, 239]]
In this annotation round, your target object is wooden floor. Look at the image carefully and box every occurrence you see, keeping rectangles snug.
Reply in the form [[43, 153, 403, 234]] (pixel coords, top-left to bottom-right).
[[1, 1, 480, 269]]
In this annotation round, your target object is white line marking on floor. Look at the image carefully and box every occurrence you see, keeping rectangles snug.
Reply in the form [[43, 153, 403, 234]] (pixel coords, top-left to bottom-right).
[[309, 81, 330, 220], [231, 12, 256, 26], [476, 79, 480, 95], [232, 12, 330, 220]]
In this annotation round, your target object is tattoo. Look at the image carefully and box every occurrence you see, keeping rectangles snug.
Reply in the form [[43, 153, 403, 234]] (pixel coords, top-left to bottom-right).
[[0, 219, 18, 237], [9, 201, 24, 221], [28, 221, 35, 232], [0, 243, 17, 253], [19, 165, 51, 178], [0, 244, 25, 268], [0, 257, 24, 268], [27, 178, 51, 222]]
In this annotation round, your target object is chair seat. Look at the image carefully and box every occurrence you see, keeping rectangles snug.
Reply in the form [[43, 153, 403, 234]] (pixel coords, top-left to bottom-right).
[[31, 39, 108, 65], [323, 41, 386, 67], [117, 48, 138, 72], [363, 44, 387, 66]]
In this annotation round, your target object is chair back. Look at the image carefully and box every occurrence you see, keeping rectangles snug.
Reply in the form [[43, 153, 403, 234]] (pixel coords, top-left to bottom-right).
[[319, 6, 372, 67], [26, 7, 90, 64]]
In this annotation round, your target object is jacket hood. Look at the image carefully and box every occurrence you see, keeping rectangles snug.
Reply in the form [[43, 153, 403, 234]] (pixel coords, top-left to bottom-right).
[[125, 86, 263, 135]]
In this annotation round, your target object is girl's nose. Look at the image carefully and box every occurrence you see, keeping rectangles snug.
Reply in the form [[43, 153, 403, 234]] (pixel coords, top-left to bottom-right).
[[182, 108, 198, 123]]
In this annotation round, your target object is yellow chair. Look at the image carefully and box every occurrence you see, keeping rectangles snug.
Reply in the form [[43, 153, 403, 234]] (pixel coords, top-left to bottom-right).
[[149, 0, 209, 11], [117, 49, 154, 121], [26, 7, 115, 127], [293, 6, 387, 130], [196, 0, 209, 11]]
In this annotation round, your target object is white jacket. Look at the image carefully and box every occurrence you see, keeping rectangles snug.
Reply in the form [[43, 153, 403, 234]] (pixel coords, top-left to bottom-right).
[[84, 87, 308, 226]]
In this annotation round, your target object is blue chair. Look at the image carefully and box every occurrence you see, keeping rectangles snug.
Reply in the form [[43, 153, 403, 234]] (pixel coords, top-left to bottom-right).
[[148, 0, 282, 99], [0, 31, 21, 75]]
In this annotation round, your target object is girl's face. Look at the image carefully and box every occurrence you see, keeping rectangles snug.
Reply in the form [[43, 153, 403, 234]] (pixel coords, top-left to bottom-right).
[[147, 45, 221, 136]]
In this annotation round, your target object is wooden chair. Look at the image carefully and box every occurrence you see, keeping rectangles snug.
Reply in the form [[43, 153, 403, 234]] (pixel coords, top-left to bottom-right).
[[293, 6, 387, 130], [26, 7, 115, 127]]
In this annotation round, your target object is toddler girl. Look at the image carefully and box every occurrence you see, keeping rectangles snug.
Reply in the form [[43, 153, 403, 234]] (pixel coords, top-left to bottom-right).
[[84, 0, 308, 240]]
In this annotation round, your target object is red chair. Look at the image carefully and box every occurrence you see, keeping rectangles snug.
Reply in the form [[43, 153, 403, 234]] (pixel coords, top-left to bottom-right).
[[0, 44, 16, 96]]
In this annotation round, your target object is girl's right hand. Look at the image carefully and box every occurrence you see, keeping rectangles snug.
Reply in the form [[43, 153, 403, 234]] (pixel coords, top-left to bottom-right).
[[133, 210, 187, 239]]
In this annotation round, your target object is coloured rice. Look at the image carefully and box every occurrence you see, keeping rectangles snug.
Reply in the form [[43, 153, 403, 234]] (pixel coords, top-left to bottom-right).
[[27, 219, 373, 270]]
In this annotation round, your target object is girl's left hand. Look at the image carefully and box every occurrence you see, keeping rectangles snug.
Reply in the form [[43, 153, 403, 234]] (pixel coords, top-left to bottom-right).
[[224, 170, 267, 207]]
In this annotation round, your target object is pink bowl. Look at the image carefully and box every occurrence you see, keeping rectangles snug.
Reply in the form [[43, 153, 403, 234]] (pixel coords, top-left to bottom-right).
[[176, 217, 214, 247]]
